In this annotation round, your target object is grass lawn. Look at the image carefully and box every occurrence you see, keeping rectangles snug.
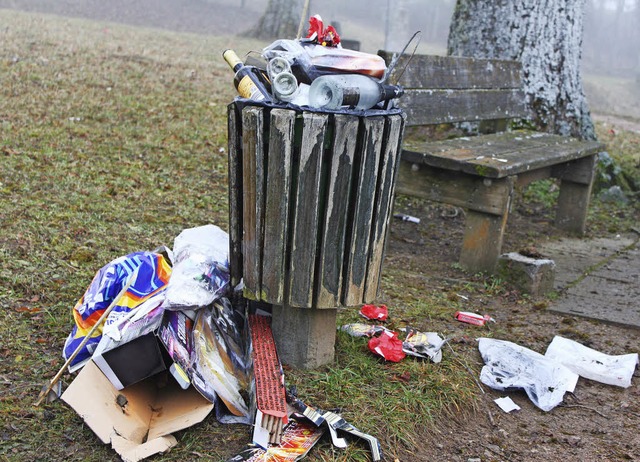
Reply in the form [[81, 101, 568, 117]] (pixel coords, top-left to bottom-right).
[[1, 8, 639, 462]]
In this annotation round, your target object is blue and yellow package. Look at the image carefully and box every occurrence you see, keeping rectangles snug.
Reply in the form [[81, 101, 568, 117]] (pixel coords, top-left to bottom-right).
[[62, 251, 172, 371]]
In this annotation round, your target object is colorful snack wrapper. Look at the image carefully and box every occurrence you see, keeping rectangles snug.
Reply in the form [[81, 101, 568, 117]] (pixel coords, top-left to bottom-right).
[[62, 251, 171, 371]]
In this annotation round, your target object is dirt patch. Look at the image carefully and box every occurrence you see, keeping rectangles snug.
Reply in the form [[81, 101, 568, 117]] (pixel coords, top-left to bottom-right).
[[387, 198, 640, 462]]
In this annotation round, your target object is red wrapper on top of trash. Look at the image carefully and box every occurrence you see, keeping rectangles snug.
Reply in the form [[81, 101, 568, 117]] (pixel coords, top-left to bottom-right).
[[368, 331, 406, 362], [307, 14, 340, 47], [455, 311, 495, 326], [360, 304, 388, 321]]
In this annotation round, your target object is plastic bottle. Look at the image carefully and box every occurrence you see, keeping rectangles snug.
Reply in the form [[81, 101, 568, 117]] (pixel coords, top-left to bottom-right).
[[308, 74, 403, 111], [222, 49, 270, 102]]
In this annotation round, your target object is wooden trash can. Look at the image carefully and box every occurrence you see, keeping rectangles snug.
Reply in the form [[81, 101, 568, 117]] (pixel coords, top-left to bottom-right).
[[227, 101, 405, 367]]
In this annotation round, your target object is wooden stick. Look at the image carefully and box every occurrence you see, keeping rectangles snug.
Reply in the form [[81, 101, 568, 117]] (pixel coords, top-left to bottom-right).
[[296, 0, 311, 40], [34, 272, 137, 406]]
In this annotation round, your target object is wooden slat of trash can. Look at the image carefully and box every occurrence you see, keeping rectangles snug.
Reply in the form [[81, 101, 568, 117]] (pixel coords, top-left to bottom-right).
[[315, 114, 359, 308], [342, 117, 385, 306], [228, 103, 405, 310], [289, 113, 329, 308], [364, 114, 405, 301], [262, 109, 295, 305]]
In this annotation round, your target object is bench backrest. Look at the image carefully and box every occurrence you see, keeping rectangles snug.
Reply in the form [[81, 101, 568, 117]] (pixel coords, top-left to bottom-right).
[[378, 51, 529, 127]]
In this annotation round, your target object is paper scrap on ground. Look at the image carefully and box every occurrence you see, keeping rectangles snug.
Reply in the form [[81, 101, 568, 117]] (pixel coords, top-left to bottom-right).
[[477, 338, 579, 412], [544, 335, 639, 388], [494, 396, 521, 413]]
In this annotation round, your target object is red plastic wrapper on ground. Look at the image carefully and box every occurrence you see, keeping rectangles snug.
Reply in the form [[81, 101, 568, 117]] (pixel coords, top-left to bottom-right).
[[359, 304, 388, 321], [368, 330, 406, 362], [455, 311, 494, 326]]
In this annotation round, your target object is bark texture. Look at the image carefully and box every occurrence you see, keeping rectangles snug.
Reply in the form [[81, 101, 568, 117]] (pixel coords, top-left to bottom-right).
[[248, 0, 305, 40], [448, 0, 596, 140]]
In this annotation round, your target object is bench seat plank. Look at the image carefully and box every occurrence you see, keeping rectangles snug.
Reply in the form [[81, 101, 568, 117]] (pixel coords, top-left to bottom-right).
[[403, 130, 604, 178]]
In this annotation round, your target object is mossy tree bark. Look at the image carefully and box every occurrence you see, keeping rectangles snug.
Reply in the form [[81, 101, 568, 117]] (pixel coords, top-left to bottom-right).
[[448, 0, 596, 140], [248, 0, 305, 40]]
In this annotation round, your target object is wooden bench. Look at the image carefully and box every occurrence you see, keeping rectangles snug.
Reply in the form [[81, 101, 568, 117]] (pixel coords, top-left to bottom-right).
[[379, 51, 606, 273]]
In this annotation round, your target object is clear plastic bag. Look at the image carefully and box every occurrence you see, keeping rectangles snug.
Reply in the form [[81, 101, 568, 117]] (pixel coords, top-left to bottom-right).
[[262, 39, 386, 85], [163, 224, 230, 310]]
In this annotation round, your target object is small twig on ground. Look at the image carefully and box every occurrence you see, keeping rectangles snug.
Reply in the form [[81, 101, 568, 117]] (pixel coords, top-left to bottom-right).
[[560, 404, 608, 418], [487, 408, 495, 426]]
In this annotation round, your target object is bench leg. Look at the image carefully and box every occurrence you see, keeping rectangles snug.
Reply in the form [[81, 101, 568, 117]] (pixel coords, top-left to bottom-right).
[[460, 209, 510, 273], [555, 180, 593, 235], [270, 304, 337, 369], [554, 155, 596, 235]]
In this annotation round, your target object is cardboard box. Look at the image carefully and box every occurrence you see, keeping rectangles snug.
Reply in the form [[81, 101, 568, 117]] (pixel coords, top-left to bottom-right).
[[93, 332, 171, 390], [62, 360, 214, 462], [92, 304, 169, 390]]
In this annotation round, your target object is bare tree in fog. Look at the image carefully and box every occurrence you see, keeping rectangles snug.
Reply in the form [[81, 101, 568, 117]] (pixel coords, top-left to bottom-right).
[[248, 0, 304, 39], [449, 0, 596, 140]]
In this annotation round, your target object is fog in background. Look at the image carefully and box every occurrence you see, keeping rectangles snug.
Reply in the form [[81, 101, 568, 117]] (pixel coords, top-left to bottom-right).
[[1, 0, 638, 119]]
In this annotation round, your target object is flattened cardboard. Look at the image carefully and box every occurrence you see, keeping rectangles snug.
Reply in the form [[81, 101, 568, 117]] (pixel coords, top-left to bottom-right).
[[62, 360, 213, 462]]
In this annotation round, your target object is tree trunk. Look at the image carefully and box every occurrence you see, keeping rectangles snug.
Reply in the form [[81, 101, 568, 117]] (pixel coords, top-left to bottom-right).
[[448, 0, 596, 140], [248, 0, 305, 40]]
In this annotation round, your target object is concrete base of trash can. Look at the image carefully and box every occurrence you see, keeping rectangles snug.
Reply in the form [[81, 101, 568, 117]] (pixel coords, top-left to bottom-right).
[[270, 305, 337, 369]]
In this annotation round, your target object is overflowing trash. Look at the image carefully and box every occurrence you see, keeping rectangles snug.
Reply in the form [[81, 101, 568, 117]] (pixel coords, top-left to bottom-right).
[[544, 335, 639, 388], [393, 213, 421, 224], [478, 336, 639, 412], [223, 14, 404, 112], [54, 223, 385, 462], [494, 396, 521, 413], [400, 327, 447, 363], [368, 330, 406, 362], [62, 250, 172, 372]]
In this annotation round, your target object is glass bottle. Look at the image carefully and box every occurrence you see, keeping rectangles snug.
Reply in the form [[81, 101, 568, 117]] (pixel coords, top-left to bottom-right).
[[308, 74, 403, 111], [222, 49, 270, 102]]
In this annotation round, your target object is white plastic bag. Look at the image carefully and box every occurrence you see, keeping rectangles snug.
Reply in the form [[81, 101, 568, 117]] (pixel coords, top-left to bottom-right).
[[478, 338, 579, 412], [163, 224, 230, 310], [545, 336, 638, 388]]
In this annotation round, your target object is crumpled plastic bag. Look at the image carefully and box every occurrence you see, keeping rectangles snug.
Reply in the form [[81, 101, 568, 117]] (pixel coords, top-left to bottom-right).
[[545, 335, 639, 388], [359, 304, 388, 321], [368, 330, 406, 362], [63, 251, 171, 371], [478, 338, 579, 412], [163, 224, 230, 310]]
